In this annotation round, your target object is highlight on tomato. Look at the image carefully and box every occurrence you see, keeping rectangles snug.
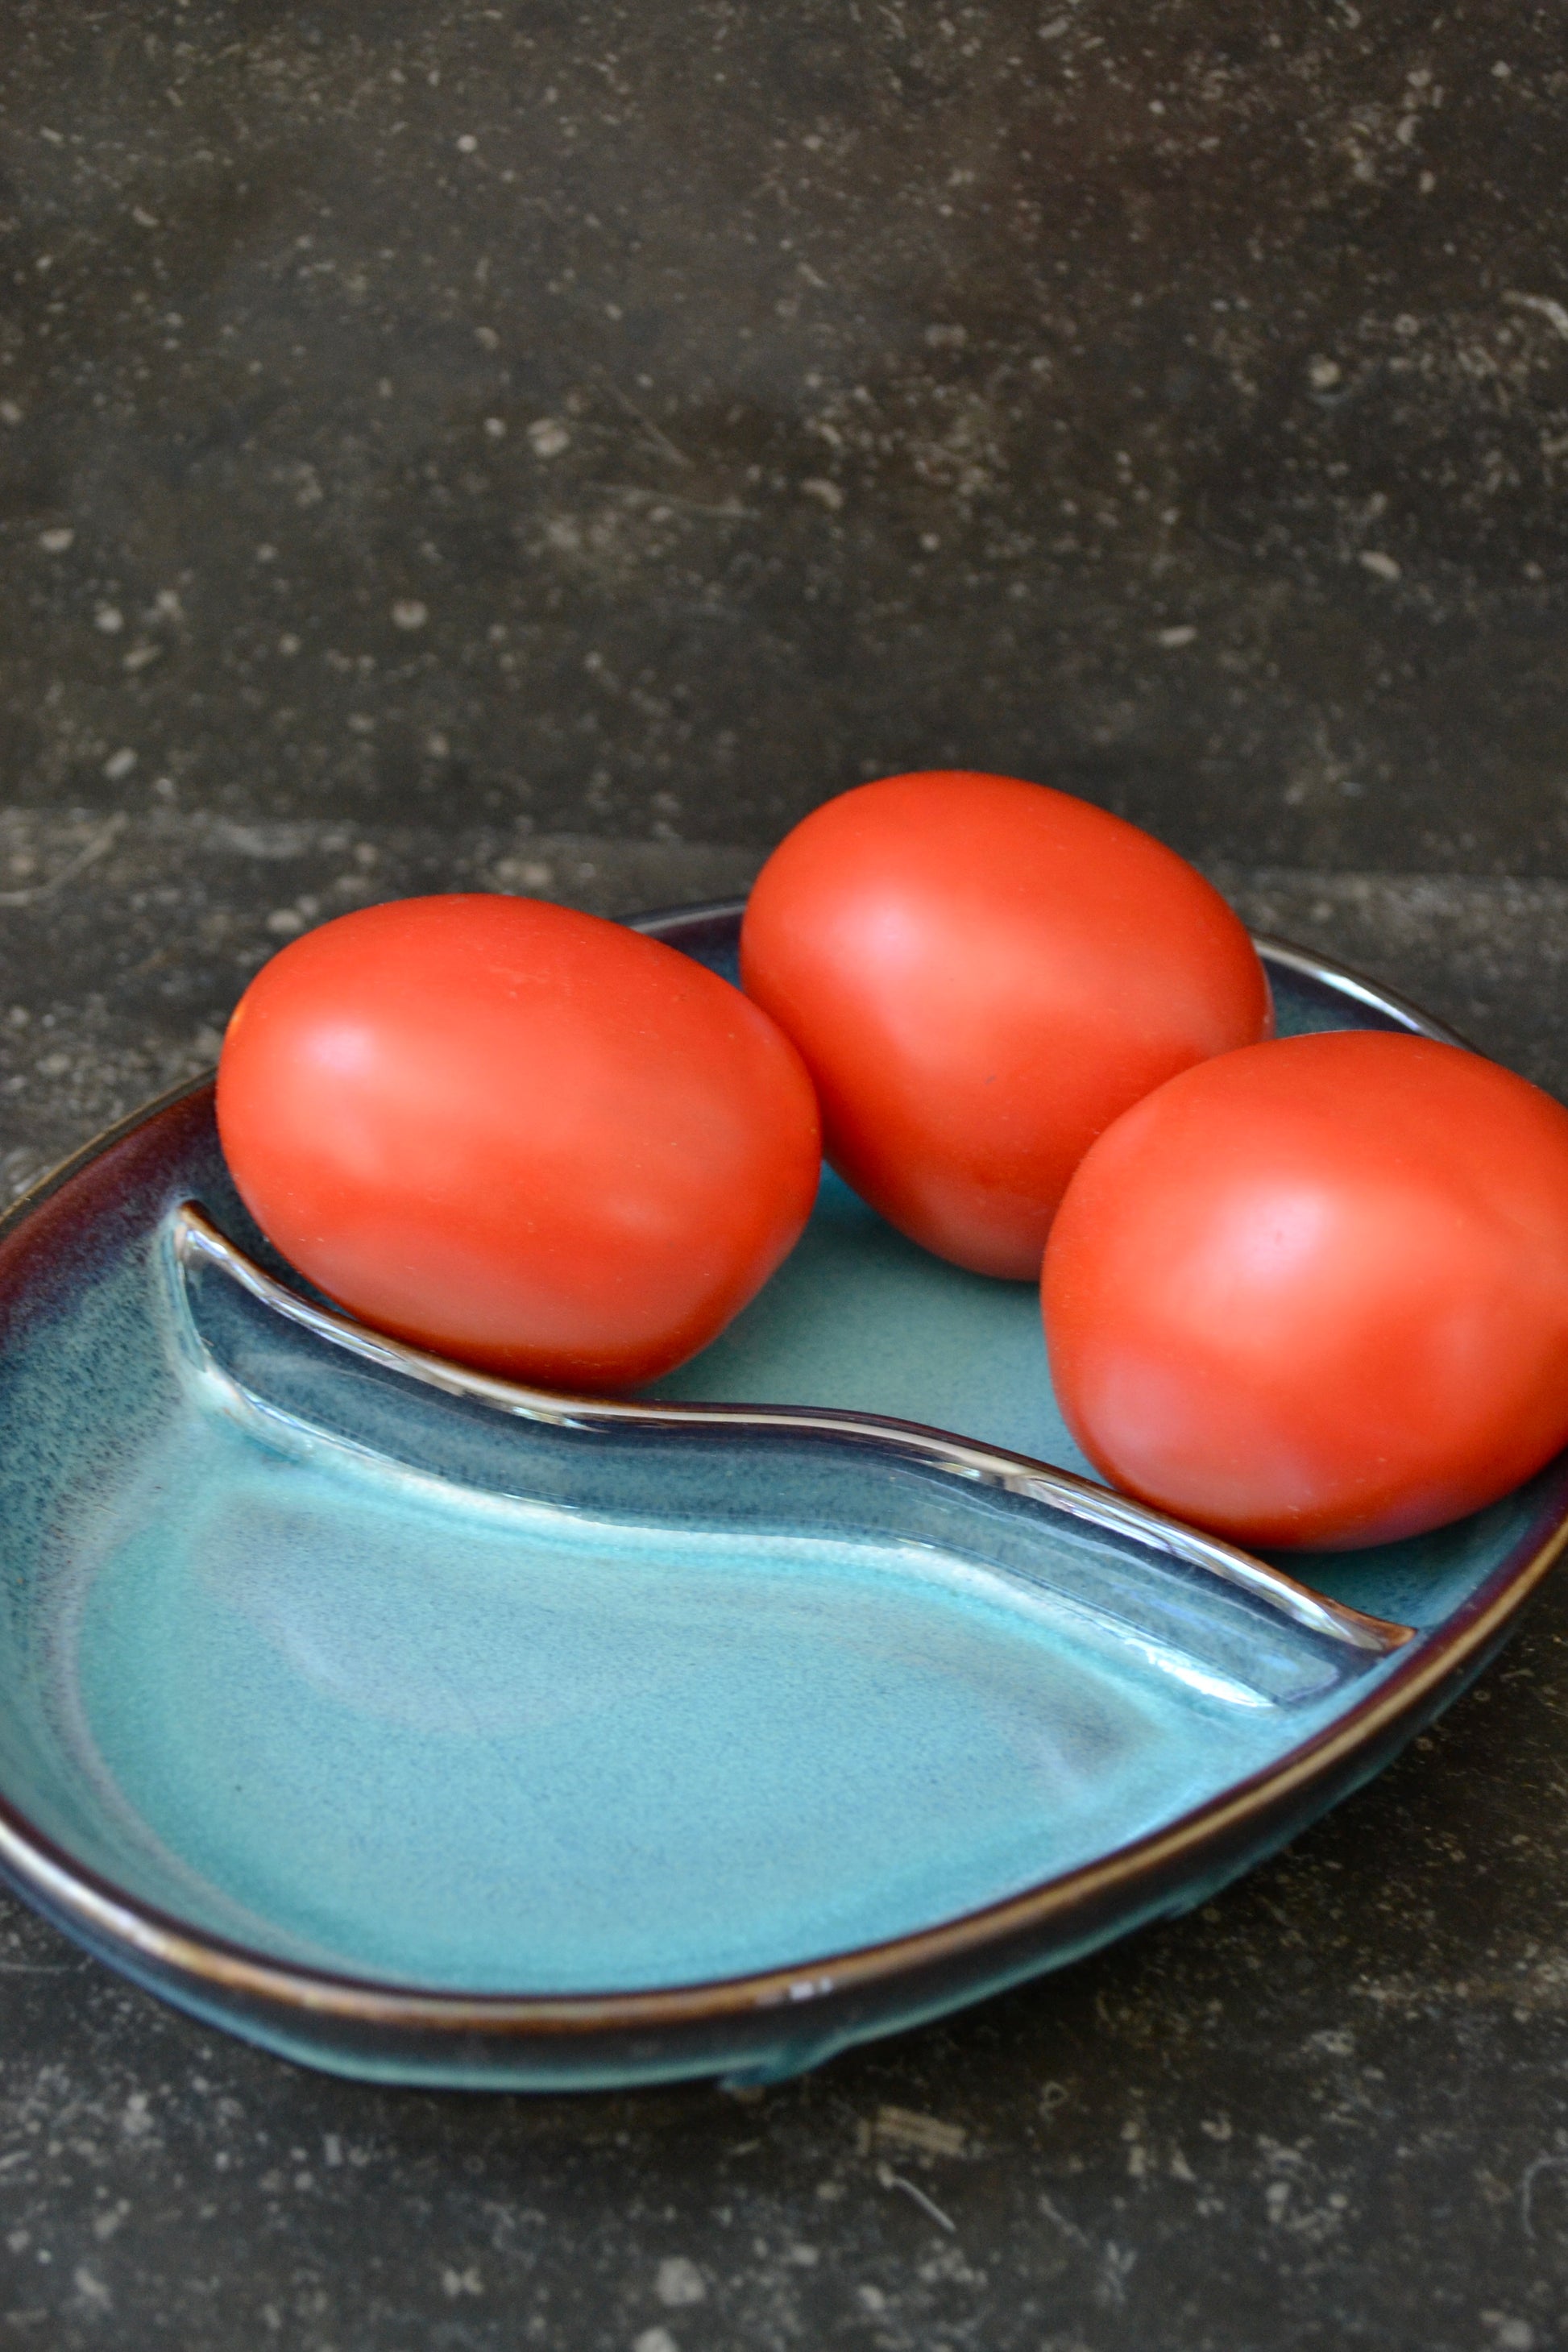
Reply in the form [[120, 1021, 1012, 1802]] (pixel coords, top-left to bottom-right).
[[740, 770, 1271, 1280], [216, 894, 822, 1391], [1043, 1029, 1568, 1551]]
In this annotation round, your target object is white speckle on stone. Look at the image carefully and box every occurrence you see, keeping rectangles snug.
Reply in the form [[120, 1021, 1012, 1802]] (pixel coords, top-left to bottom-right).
[[132, 205, 159, 228], [426, 731, 450, 757], [802, 477, 844, 510], [858, 2285, 888, 2313], [655, 2258, 706, 2308], [1504, 291, 1568, 340], [441, 2265, 483, 2298], [267, 908, 305, 937], [122, 643, 161, 670], [1155, 624, 1197, 648], [1359, 550, 1401, 580], [528, 417, 570, 458], [94, 606, 125, 634], [1309, 356, 1342, 388], [38, 527, 73, 552], [323, 2134, 342, 2167], [634, 2331, 679, 2352], [0, 401, 23, 425], [873, 2105, 970, 2160], [483, 416, 506, 438], [278, 633, 301, 656], [475, 325, 500, 350], [392, 599, 429, 630], [102, 748, 138, 781], [1492, 59, 1512, 77], [73, 2265, 111, 2311], [457, 133, 478, 151]]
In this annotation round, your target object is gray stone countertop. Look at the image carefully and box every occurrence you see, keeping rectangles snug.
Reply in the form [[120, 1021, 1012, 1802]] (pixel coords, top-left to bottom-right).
[[4, 0, 1568, 881], [1, 817, 1566, 2352]]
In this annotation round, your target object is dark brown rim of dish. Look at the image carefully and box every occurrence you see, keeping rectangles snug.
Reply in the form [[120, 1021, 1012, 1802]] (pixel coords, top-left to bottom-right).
[[0, 924, 1558, 2040]]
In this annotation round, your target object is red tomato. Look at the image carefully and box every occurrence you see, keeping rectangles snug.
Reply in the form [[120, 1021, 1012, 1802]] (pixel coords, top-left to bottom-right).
[[740, 772, 1271, 1279], [1043, 1031, 1568, 1551], [216, 895, 821, 1391]]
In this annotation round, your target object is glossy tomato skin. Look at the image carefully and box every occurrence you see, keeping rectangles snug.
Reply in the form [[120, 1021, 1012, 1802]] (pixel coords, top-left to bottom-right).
[[217, 895, 821, 1391], [1043, 1031, 1568, 1551], [740, 772, 1271, 1280]]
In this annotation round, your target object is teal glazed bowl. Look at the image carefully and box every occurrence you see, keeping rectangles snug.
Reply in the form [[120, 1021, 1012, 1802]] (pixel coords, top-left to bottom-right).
[[0, 903, 1562, 2091]]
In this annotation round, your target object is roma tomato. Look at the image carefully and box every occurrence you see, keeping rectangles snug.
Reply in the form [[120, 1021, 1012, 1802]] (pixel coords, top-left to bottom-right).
[[740, 772, 1270, 1280], [216, 895, 820, 1391], [1043, 1031, 1568, 1551]]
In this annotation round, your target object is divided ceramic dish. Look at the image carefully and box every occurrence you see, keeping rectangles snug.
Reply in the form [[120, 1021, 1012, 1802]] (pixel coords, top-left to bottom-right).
[[0, 901, 1562, 2090]]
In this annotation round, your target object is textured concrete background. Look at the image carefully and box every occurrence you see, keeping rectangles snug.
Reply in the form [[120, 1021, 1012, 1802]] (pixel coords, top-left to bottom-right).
[[3, 0, 1568, 2346], [3, 0, 1568, 866]]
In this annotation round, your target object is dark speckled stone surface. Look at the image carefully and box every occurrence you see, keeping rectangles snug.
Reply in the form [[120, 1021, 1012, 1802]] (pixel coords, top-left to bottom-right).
[[3, 1, 1568, 2345], [4, 1, 1568, 867]]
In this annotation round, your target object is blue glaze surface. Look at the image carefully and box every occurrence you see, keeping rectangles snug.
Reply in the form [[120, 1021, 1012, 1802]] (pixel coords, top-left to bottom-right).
[[651, 1166, 1094, 1475], [0, 1207, 1382, 1997], [73, 1416, 1289, 1993], [0, 916, 1559, 2088]]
